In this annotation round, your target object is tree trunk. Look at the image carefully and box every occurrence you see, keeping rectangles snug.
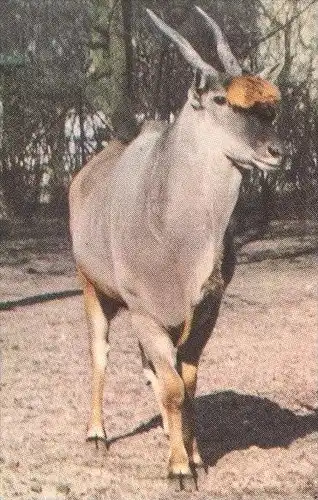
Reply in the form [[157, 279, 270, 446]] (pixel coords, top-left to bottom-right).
[[121, 0, 134, 98], [88, 0, 137, 142]]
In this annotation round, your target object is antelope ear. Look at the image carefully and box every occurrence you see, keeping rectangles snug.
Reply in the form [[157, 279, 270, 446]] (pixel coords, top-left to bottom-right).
[[188, 87, 203, 109], [258, 63, 283, 83], [188, 70, 205, 109]]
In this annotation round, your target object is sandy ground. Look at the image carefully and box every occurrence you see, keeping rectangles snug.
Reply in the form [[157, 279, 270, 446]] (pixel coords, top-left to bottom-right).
[[0, 235, 318, 499]]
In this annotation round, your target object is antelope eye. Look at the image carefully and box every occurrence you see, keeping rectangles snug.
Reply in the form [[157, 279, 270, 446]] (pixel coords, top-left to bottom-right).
[[252, 103, 277, 122], [213, 95, 227, 105]]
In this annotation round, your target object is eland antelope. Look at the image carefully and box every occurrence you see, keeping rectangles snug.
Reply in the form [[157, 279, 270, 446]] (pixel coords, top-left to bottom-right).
[[69, 7, 283, 483]]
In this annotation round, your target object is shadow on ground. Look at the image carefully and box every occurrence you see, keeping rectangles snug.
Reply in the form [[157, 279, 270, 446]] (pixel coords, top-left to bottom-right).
[[195, 391, 318, 465], [108, 390, 318, 466]]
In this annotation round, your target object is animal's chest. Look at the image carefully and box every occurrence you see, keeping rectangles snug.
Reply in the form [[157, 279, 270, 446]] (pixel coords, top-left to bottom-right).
[[189, 240, 219, 304], [170, 217, 225, 310]]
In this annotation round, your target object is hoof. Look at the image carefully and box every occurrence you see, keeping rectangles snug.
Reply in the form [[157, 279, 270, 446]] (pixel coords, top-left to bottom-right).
[[86, 425, 108, 449], [168, 456, 191, 477], [191, 451, 206, 470], [168, 469, 198, 492]]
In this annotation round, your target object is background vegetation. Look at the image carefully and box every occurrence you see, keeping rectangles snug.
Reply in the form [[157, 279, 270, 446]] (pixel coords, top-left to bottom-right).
[[0, 0, 317, 234]]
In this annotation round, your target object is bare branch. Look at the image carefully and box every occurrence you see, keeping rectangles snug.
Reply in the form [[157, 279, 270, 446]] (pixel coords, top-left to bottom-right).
[[249, 0, 318, 52], [255, 0, 283, 27], [255, 0, 291, 25]]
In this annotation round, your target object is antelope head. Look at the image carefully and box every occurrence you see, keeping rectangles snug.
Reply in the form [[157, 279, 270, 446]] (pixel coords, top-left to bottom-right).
[[147, 7, 283, 172]]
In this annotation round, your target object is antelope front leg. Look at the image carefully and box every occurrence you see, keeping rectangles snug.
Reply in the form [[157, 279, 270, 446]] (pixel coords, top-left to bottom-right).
[[83, 280, 110, 445], [180, 361, 203, 467], [178, 289, 224, 469], [139, 342, 169, 435], [132, 313, 192, 479]]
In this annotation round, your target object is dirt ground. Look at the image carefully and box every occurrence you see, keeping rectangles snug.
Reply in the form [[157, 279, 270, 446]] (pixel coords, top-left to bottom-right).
[[1, 227, 318, 500]]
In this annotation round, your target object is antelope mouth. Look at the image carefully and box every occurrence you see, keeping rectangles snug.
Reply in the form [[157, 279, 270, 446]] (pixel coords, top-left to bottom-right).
[[253, 157, 282, 171], [231, 156, 281, 172], [252, 156, 282, 171]]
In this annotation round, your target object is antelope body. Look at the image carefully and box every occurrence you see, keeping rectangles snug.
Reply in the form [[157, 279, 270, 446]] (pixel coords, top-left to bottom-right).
[[69, 7, 283, 481]]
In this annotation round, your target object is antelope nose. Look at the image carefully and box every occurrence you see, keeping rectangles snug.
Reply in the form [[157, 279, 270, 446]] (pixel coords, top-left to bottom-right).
[[268, 144, 283, 159]]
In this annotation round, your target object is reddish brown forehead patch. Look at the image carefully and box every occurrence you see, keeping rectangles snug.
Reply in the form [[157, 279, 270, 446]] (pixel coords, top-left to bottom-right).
[[226, 75, 280, 108]]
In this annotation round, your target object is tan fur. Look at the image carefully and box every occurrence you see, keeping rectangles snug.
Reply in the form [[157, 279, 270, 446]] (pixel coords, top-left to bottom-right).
[[226, 75, 280, 108], [69, 140, 127, 231], [80, 271, 110, 442], [180, 361, 202, 466], [177, 308, 194, 348], [159, 364, 189, 476]]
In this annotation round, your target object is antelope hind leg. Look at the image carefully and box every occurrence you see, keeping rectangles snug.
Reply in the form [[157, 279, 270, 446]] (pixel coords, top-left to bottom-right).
[[177, 289, 224, 469], [179, 361, 203, 468]]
